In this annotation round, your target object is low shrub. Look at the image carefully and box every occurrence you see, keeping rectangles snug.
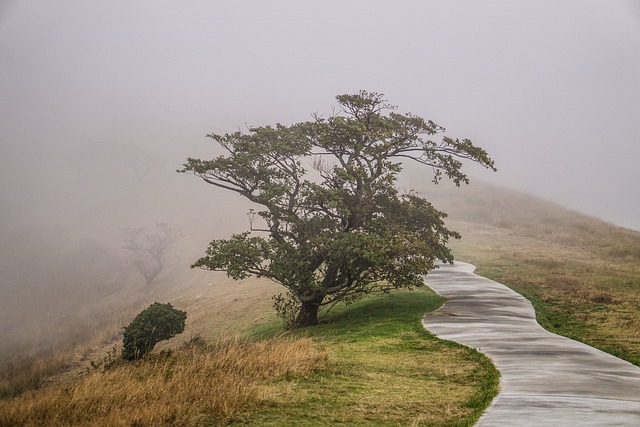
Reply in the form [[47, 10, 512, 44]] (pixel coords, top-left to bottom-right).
[[122, 303, 187, 361]]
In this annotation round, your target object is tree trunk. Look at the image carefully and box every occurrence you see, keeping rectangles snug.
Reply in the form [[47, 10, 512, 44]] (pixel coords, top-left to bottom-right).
[[144, 262, 163, 285], [293, 296, 324, 328]]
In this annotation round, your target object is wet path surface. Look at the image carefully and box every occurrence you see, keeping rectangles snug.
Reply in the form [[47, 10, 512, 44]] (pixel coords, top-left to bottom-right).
[[422, 262, 640, 426]]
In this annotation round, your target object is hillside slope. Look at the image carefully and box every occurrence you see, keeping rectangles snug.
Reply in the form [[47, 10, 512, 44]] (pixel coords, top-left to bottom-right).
[[2, 176, 637, 424], [418, 180, 640, 365]]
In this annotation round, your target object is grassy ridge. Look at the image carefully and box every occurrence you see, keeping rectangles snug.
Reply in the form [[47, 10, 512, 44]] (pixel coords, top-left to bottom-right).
[[420, 181, 640, 367]]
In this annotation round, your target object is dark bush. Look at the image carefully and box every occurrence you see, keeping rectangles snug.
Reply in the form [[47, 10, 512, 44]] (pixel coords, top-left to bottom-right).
[[122, 302, 187, 361]]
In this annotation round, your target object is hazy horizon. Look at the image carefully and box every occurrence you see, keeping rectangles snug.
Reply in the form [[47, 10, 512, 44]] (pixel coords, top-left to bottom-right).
[[2, 0, 639, 234]]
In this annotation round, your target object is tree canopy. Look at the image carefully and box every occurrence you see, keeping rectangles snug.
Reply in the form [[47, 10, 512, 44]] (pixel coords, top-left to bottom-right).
[[180, 91, 495, 327]]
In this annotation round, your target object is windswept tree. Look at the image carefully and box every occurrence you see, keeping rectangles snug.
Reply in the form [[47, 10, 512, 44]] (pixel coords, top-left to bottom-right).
[[180, 91, 495, 327], [123, 223, 180, 285]]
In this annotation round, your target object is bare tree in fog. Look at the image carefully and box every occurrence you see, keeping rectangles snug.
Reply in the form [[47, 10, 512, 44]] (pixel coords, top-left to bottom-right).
[[123, 223, 180, 285]]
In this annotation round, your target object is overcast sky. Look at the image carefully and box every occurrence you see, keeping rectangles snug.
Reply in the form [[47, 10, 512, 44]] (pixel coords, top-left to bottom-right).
[[1, 0, 640, 231]]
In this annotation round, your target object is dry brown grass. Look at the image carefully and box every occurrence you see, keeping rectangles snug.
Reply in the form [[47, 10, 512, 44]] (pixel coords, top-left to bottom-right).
[[0, 262, 280, 400], [0, 294, 151, 399], [0, 335, 327, 427]]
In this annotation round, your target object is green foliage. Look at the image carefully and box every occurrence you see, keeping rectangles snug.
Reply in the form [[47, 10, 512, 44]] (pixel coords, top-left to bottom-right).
[[180, 91, 495, 327], [272, 292, 301, 330], [122, 303, 187, 361]]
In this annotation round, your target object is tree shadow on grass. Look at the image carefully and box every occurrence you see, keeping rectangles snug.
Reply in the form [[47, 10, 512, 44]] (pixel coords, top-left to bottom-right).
[[316, 289, 445, 332]]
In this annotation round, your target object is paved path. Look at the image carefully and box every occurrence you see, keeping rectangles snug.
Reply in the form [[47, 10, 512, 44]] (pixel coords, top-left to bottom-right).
[[422, 261, 640, 426]]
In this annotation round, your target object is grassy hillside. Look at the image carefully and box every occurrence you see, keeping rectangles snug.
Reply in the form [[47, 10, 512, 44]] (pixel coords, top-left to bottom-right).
[[243, 290, 498, 427], [420, 180, 640, 365], [0, 287, 499, 426], [0, 194, 499, 425], [5, 177, 637, 425]]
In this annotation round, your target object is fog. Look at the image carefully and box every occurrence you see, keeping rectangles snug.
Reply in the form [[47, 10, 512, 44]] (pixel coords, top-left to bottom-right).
[[1, 1, 639, 356]]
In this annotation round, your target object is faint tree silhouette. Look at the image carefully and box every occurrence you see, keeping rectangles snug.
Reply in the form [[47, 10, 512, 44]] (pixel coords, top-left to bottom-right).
[[123, 223, 180, 285]]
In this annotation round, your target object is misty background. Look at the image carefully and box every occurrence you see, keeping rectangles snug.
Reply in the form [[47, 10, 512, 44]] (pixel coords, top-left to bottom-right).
[[1, 1, 639, 357]]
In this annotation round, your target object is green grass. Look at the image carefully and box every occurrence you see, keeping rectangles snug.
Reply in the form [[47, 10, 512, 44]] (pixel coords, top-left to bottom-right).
[[240, 288, 499, 427]]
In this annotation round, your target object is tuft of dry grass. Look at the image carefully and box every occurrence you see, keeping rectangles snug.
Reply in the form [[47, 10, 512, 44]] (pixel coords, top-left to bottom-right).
[[0, 335, 327, 427]]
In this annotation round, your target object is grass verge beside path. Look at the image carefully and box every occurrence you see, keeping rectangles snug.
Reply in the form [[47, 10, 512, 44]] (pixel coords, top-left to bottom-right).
[[243, 287, 499, 427], [474, 258, 640, 367], [422, 183, 640, 369], [418, 179, 640, 368], [448, 225, 640, 368]]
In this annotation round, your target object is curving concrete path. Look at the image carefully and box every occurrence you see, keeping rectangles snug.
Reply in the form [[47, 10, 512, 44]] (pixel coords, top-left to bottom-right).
[[422, 261, 640, 426]]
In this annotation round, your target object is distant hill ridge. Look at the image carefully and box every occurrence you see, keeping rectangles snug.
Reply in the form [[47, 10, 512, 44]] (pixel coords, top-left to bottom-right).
[[415, 179, 640, 262]]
